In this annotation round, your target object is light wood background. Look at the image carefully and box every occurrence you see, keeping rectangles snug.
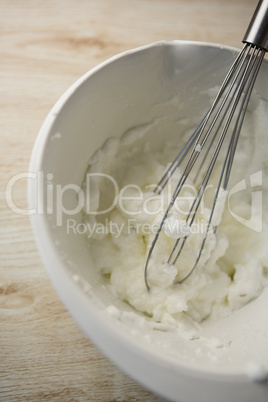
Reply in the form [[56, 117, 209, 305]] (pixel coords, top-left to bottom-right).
[[0, 0, 260, 401]]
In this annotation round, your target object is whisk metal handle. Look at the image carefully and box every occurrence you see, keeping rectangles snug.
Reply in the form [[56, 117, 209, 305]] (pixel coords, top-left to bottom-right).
[[243, 0, 268, 51]]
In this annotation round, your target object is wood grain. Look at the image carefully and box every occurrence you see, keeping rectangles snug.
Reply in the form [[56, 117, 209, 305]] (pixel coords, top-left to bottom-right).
[[0, 0, 259, 400]]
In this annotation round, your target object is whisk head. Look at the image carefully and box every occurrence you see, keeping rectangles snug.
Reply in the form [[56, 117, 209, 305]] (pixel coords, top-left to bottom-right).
[[144, 43, 266, 291]]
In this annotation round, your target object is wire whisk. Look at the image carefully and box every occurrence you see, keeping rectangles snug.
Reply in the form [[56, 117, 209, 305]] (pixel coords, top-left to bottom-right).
[[144, 0, 268, 291]]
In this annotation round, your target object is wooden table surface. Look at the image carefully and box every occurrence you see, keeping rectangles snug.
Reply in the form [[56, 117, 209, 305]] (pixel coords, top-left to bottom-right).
[[0, 0, 259, 400]]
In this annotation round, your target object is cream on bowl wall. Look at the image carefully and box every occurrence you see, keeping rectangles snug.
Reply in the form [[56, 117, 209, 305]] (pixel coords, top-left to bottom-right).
[[28, 41, 268, 402]]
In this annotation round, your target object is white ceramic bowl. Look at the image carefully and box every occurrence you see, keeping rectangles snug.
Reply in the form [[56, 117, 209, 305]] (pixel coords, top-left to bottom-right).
[[29, 41, 268, 402]]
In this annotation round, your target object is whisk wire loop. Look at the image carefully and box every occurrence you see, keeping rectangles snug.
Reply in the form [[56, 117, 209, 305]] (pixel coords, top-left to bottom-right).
[[144, 41, 267, 290]]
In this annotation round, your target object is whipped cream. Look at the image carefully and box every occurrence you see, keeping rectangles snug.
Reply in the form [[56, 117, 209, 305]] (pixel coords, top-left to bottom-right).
[[82, 96, 268, 335]]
